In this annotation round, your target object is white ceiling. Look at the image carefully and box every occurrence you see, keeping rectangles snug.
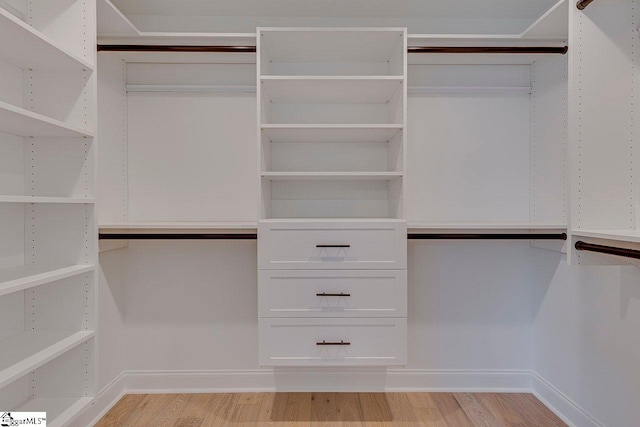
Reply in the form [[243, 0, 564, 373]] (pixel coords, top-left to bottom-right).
[[111, 0, 559, 21]]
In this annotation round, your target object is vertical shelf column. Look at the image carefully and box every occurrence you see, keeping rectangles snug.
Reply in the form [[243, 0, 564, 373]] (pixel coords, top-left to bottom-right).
[[257, 28, 408, 367]]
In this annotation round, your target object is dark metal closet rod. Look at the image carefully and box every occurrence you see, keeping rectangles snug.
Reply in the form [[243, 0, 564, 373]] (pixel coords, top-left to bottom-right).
[[99, 233, 258, 240], [408, 233, 567, 240], [577, 0, 595, 10], [97, 45, 568, 55], [574, 241, 640, 260], [99, 232, 567, 240], [97, 45, 257, 53], [407, 46, 568, 55]]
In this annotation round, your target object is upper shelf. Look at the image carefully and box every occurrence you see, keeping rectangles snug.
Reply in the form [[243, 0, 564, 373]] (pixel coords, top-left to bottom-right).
[[408, 222, 567, 232], [262, 172, 403, 181], [0, 100, 95, 138], [572, 229, 640, 244], [0, 6, 93, 71], [97, 0, 139, 36], [261, 76, 404, 104], [260, 28, 405, 64], [262, 124, 402, 143]]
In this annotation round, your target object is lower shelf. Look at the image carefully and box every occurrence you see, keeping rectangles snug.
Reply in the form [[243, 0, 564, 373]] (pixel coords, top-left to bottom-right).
[[15, 396, 93, 427], [0, 330, 95, 388]]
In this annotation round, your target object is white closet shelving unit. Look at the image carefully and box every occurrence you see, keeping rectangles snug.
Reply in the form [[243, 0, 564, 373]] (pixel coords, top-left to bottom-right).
[[257, 28, 408, 366], [568, 0, 640, 265], [0, 0, 97, 425], [258, 29, 406, 220]]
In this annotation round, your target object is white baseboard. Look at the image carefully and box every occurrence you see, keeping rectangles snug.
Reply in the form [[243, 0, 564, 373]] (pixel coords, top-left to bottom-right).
[[123, 368, 532, 394], [531, 372, 604, 427], [76, 369, 601, 427], [71, 373, 126, 427]]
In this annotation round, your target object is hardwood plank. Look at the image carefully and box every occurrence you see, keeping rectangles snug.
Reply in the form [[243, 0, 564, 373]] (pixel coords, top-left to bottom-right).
[[500, 394, 567, 427], [143, 394, 189, 427], [334, 392, 363, 424], [94, 394, 146, 427], [356, 393, 393, 426], [476, 393, 527, 426], [227, 392, 265, 426], [454, 393, 504, 427], [310, 392, 339, 427], [118, 394, 179, 427], [385, 392, 423, 424], [406, 393, 448, 427], [262, 392, 312, 426], [425, 393, 474, 427], [171, 393, 216, 427], [201, 393, 238, 427]]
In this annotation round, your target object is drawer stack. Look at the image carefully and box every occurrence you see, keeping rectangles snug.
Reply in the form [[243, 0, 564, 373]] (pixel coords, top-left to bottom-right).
[[257, 28, 408, 367], [258, 221, 408, 366]]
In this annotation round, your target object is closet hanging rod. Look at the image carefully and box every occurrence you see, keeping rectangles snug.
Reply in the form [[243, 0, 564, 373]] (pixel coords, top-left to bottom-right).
[[408, 233, 567, 240], [100, 233, 567, 241], [97, 45, 257, 53], [574, 241, 640, 260], [97, 45, 568, 55], [407, 46, 568, 55], [99, 233, 258, 240], [577, 0, 595, 10]]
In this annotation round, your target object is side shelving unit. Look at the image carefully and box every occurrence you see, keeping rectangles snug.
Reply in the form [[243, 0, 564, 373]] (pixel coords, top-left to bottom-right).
[[569, 0, 640, 264], [0, 0, 97, 424]]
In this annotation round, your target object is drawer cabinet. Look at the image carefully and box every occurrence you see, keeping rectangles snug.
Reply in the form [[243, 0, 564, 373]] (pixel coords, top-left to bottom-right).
[[259, 318, 407, 366], [258, 270, 407, 317], [258, 221, 407, 270]]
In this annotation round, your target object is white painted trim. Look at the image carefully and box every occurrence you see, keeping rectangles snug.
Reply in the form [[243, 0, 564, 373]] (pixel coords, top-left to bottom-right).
[[531, 372, 604, 427], [118, 368, 532, 394], [71, 373, 126, 427]]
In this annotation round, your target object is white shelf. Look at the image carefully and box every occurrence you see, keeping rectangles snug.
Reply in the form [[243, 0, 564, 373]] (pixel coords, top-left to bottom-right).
[[16, 397, 93, 427], [261, 124, 402, 143], [408, 86, 531, 96], [0, 6, 93, 71], [97, 0, 139, 36], [572, 229, 640, 244], [262, 172, 403, 181], [260, 76, 403, 104], [0, 101, 95, 138], [260, 29, 405, 64], [0, 195, 95, 204], [0, 330, 94, 388], [0, 264, 95, 298], [521, 0, 568, 40], [99, 222, 258, 231], [408, 222, 567, 231], [261, 218, 406, 223], [126, 84, 255, 94]]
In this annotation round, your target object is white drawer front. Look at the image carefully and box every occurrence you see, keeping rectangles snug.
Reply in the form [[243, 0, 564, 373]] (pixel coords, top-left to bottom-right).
[[258, 221, 407, 270], [259, 318, 407, 366], [259, 270, 407, 317]]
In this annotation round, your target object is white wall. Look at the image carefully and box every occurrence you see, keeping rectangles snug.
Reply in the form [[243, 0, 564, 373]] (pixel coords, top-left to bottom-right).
[[533, 251, 640, 427]]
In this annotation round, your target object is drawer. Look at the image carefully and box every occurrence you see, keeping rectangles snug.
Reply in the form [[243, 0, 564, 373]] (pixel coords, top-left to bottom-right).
[[258, 221, 407, 270], [258, 270, 407, 317], [259, 318, 407, 366]]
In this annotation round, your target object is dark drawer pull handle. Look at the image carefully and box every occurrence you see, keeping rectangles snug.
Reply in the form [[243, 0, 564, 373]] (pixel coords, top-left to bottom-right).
[[316, 292, 351, 297], [316, 244, 350, 248], [316, 340, 350, 346]]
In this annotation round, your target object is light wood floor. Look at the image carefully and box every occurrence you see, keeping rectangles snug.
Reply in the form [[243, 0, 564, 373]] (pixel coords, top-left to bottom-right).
[[95, 392, 567, 426]]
